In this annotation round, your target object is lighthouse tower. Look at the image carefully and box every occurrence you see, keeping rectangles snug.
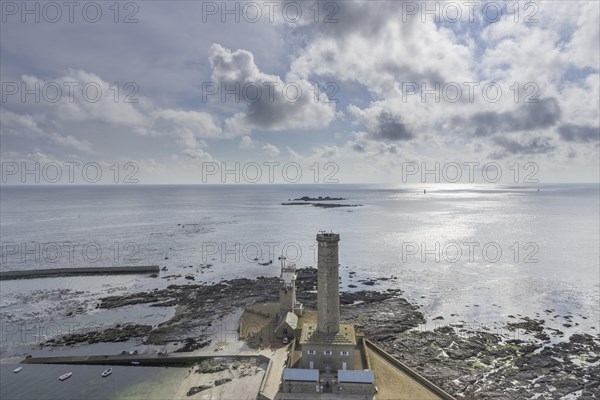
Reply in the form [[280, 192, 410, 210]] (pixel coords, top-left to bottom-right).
[[298, 232, 358, 373], [316, 231, 341, 334]]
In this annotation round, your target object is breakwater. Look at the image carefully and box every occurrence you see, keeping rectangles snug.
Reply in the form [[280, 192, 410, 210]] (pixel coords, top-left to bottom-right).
[[0, 266, 160, 281], [21, 353, 270, 367]]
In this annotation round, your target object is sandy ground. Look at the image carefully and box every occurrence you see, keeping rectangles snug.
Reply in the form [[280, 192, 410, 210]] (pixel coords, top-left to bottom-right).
[[172, 360, 266, 400], [114, 359, 266, 400]]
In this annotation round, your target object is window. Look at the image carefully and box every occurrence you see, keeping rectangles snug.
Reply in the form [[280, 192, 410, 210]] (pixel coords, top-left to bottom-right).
[[307, 350, 316, 355], [340, 351, 349, 356], [324, 350, 333, 355]]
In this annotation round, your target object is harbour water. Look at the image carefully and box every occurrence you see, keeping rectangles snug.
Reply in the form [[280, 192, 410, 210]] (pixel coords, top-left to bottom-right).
[[0, 363, 185, 400]]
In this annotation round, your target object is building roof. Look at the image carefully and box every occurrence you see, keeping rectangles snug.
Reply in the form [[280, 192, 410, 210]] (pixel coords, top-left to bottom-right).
[[276, 311, 298, 332], [338, 369, 375, 384], [283, 368, 319, 382], [316, 232, 340, 242], [299, 323, 356, 345]]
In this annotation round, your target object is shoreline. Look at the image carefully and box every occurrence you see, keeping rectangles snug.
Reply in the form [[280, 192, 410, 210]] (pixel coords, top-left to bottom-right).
[[2, 268, 599, 398]]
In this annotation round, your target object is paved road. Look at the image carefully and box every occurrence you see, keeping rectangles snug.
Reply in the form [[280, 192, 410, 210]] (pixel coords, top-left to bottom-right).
[[261, 344, 291, 399]]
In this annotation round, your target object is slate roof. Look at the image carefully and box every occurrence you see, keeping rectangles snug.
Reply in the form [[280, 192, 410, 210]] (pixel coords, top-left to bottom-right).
[[283, 368, 319, 382], [338, 369, 375, 384]]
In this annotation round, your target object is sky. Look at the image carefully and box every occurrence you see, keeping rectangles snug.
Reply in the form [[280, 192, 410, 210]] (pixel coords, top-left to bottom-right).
[[0, 0, 599, 184]]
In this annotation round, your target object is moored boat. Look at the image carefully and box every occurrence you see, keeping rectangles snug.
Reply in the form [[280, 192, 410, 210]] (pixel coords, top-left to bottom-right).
[[13, 367, 22, 373], [58, 372, 72, 381], [101, 368, 112, 377]]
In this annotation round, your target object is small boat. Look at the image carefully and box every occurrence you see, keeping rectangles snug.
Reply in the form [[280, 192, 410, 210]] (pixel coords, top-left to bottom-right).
[[13, 367, 22, 373], [131, 361, 140, 365], [58, 372, 72, 381], [101, 368, 112, 377]]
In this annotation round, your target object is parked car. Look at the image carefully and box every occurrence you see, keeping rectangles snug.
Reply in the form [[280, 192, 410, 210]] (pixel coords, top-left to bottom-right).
[[282, 337, 289, 344]]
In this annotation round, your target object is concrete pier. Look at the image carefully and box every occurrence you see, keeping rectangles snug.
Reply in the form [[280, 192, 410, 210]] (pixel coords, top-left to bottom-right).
[[21, 353, 270, 367], [0, 266, 160, 281]]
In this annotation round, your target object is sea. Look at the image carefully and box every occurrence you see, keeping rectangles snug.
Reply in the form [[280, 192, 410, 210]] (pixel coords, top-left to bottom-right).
[[0, 183, 599, 398]]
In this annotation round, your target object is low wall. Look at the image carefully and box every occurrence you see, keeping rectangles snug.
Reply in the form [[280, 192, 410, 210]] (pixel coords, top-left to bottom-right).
[[0, 266, 160, 280], [365, 339, 457, 400], [287, 340, 295, 368], [258, 357, 274, 400], [359, 336, 371, 370]]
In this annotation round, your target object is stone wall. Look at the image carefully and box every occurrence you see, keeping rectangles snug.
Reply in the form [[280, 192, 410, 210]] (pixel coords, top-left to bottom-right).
[[336, 382, 375, 396], [282, 381, 319, 393], [299, 343, 355, 371]]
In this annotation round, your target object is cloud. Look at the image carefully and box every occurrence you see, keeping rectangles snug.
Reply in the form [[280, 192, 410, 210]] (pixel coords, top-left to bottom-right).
[[289, 3, 474, 95], [490, 136, 555, 159], [262, 143, 280, 156], [371, 111, 414, 141], [151, 109, 222, 146], [239, 136, 255, 149], [1, 1, 599, 182], [208, 44, 336, 134], [47, 133, 94, 153], [0, 109, 94, 153], [451, 98, 562, 137], [0, 109, 45, 137], [1, 71, 222, 158], [351, 143, 366, 153], [17, 70, 148, 127], [182, 147, 213, 161], [348, 106, 414, 142], [557, 124, 600, 143], [286, 146, 302, 160]]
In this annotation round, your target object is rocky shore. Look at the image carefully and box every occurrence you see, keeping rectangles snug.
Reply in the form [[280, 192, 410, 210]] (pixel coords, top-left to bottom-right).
[[39, 268, 599, 399], [44, 323, 153, 346], [291, 196, 346, 201], [281, 202, 362, 208], [282, 195, 362, 208]]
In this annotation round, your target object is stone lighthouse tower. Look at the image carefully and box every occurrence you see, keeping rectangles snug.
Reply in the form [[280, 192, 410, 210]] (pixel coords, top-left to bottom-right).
[[316, 231, 341, 334]]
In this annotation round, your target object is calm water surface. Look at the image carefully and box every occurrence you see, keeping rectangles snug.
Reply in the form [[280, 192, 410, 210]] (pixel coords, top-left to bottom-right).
[[1, 184, 598, 357]]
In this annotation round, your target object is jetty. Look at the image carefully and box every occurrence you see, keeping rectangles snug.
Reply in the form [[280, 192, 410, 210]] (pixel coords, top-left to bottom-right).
[[21, 353, 269, 367], [0, 266, 160, 281]]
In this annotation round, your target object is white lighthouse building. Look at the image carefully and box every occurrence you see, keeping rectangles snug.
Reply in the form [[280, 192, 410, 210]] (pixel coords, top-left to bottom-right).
[[276, 256, 303, 339]]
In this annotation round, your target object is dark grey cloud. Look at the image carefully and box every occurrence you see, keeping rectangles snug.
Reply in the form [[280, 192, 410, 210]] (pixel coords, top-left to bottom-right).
[[352, 143, 366, 153], [208, 44, 335, 133], [380, 62, 446, 88], [371, 111, 414, 141], [286, 0, 407, 38], [0, 3, 288, 111], [452, 97, 562, 137], [490, 136, 555, 159], [557, 124, 600, 143]]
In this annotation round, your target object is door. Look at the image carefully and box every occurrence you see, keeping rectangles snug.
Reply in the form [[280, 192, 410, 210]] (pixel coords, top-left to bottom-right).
[[309, 361, 314, 369], [342, 362, 347, 370]]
